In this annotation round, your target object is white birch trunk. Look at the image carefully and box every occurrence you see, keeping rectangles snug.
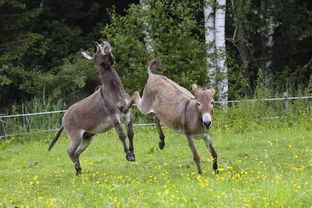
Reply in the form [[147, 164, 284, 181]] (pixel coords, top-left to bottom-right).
[[140, 0, 154, 53], [215, 0, 228, 106], [261, 0, 275, 87], [204, 0, 216, 87], [40, 0, 44, 8], [264, 10, 274, 86]]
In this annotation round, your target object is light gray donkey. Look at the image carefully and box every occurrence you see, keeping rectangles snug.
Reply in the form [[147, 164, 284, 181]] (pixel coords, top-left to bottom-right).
[[122, 58, 218, 174]]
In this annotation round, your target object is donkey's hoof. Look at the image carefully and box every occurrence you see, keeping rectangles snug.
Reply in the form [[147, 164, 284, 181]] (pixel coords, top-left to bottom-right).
[[158, 141, 165, 150], [213, 163, 219, 174], [130, 152, 136, 160], [126, 152, 135, 162], [75, 169, 82, 176]]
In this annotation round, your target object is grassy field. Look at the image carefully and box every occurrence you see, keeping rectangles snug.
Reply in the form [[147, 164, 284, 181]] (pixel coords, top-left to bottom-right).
[[0, 120, 311, 207]]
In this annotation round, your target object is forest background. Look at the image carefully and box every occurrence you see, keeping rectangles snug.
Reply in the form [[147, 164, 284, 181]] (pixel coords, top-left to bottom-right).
[[0, 0, 311, 113]]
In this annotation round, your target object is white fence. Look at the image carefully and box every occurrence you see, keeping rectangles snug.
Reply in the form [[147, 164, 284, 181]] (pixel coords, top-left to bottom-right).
[[0, 95, 311, 139]]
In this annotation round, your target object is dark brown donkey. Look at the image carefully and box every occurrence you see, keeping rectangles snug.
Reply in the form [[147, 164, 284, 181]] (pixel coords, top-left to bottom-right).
[[122, 58, 218, 174], [48, 41, 135, 175]]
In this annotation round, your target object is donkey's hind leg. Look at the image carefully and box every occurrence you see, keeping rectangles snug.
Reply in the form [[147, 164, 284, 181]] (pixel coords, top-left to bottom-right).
[[73, 132, 94, 175], [66, 129, 84, 175], [122, 91, 154, 114], [153, 115, 165, 150], [132, 91, 155, 114], [125, 110, 135, 160]]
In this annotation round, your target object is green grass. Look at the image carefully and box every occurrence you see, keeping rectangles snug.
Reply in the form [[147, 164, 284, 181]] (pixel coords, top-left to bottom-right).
[[0, 122, 311, 207]]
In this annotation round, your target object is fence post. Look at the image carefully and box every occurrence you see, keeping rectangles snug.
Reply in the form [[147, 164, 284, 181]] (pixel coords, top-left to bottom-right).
[[283, 91, 288, 115], [0, 115, 7, 139]]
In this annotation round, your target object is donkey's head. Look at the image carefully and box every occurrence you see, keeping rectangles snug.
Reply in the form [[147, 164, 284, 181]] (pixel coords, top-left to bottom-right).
[[192, 84, 215, 129], [80, 41, 114, 68]]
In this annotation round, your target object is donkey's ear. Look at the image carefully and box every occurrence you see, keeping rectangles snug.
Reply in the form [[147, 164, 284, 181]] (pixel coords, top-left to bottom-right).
[[209, 88, 216, 96], [80, 49, 93, 60], [192, 84, 199, 94]]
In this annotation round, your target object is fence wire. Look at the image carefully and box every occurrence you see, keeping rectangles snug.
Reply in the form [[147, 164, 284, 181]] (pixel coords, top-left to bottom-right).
[[0, 95, 311, 139]]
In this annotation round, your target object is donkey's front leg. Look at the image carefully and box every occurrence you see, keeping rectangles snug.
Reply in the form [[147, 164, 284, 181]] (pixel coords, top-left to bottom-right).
[[121, 100, 134, 114], [121, 92, 140, 114], [186, 135, 202, 174], [125, 110, 135, 160], [111, 114, 135, 161], [204, 134, 218, 173]]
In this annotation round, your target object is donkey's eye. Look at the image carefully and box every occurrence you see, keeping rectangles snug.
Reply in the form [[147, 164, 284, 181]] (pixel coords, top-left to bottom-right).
[[211, 101, 214, 105]]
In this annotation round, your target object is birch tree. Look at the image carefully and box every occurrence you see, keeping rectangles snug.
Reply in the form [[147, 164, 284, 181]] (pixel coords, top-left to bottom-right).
[[215, 0, 228, 105], [204, 0, 216, 87], [261, 0, 275, 87], [204, 0, 228, 106], [140, 0, 154, 53]]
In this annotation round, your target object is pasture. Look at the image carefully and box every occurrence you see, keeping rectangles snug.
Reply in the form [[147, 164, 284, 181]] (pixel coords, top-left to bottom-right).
[[0, 119, 311, 207]]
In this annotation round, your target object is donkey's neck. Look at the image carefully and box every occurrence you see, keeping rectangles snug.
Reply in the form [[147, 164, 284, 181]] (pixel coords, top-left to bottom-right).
[[98, 66, 125, 96], [99, 66, 117, 82], [184, 100, 204, 134]]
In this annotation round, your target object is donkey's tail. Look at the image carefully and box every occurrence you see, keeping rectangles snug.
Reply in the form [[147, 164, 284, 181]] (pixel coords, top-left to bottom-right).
[[48, 126, 64, 151], [147, 58, 163, 75]]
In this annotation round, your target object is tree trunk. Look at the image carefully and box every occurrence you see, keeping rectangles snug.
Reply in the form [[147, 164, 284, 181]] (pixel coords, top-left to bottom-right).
[[236, 25, 252, 96], [261, 0, 275, 87], [308, 73, 312, 95], [40, 0, 44, 8], [204, 0, 216, 87], [264, 16, 274, 86], [231, 0, 252, 96], [140, 0, 154, 53], [215, 0, 228, 106]]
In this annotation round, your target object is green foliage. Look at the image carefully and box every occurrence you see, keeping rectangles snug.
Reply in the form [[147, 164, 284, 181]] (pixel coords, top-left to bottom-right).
[[227, 0, 312, 96], [0, 0, 311, 111], [0, 139, 8, 150], [0, 0, 134, 107], [0, 0, 43, 105], [272, 0, 312, 89], [227, 52, 250, 99], [102, 0, 207, 94], [2, 96, 65, 136], [35, 54, 98, 100], [253, 69, 273, 99], [213, 81, 312, 135]]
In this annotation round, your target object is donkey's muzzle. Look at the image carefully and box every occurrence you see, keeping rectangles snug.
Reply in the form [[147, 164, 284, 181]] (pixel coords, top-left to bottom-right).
[[202, 121, 211, 129], [202, 113, 212, 129], [101, 41, 112, 53], [93, 41, 100, 47]]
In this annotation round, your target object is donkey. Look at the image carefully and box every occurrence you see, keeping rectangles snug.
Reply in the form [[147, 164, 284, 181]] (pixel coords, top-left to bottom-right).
[[48, 41, 135, 175], [122, 58, 218, 174]]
